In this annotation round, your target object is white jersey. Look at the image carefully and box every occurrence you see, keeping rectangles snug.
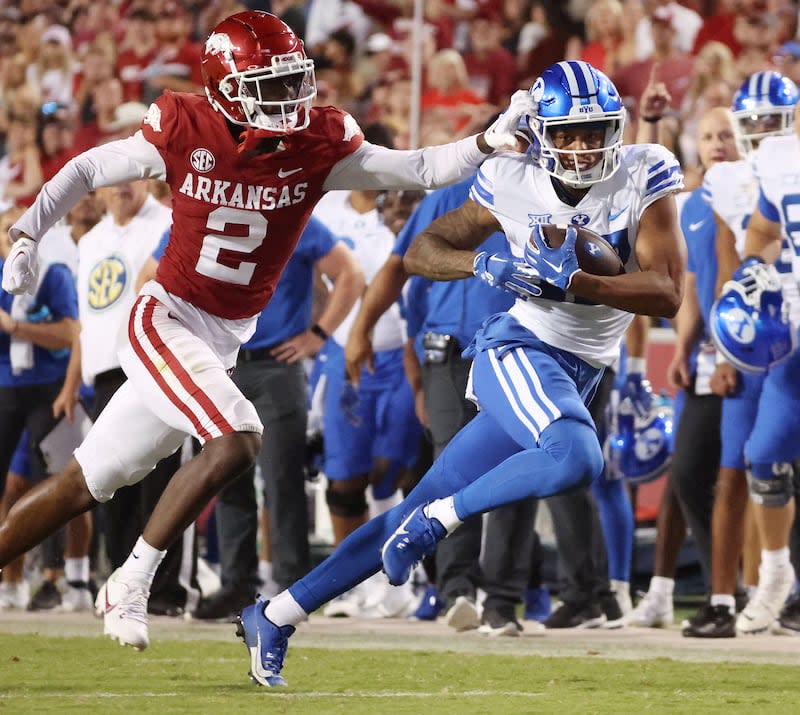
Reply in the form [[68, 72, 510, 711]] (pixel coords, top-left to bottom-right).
[[702, 157, 758, 255], [313, 191, 406, 352], [39, 223, 79, 278], [78, 195, 172, 384], [470, 144, 683, 367], [753, 134, 800, 322]]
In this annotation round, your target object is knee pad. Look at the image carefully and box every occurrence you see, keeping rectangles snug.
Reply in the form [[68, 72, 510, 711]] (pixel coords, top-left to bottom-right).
[[747, 463, 794, 507], [326, 484, 368, 518]]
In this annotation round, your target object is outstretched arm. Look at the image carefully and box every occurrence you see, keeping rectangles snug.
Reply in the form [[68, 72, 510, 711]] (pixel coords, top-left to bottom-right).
[[568, 195, 685, 318], [403, 200, 502, 280]]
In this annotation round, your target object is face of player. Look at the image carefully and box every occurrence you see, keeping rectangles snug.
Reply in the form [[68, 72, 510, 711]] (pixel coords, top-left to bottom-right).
[[242, 73, 305, 104], [547, 123, 605, 172], [739, 112, 784, 148], [697, 110, 739, 169]]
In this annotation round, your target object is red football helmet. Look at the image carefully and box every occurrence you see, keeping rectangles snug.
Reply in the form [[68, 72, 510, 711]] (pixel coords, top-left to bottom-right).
[[201, 11, 316, 134]]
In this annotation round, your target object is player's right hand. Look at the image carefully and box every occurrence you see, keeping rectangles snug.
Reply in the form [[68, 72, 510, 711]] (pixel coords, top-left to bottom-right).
[[710, 361, 738, 397], [2, 236, 39, 295], [482, 90, 538, 151], [345, 330, 374, 387], [473, 250, 550, 301]]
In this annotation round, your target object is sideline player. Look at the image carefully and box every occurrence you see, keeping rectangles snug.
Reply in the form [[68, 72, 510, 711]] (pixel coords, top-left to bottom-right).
[[240, 60, 685, 687], [0, 11, 533, 649]]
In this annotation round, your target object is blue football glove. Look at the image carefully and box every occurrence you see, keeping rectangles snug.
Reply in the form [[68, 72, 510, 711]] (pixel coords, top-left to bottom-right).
[[339, 380, 362, 427], [619, 372, 653, 419], [473, 250, 560, 301], [524, 224, 581, 291]]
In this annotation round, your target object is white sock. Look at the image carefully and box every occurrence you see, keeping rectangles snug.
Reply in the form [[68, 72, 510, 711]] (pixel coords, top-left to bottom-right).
[[710, 594, 736, 614], [423, 497, 462, 533], [119, 536, 166, 587], [65, 557, 90, 584], [264, 590, 307, 627], [649, 576, 674, 597], [258, 560, 273, 585], [610, 579, 629, 597], [368, 488, 403, 518], [761, 547, 790, 572]]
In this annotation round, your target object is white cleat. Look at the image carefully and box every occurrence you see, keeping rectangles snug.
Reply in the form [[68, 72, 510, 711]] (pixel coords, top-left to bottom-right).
[[625, 591, 673, 628], [605, 579, 633, 629], [101, 569, 150, 650], [0, 581, 30, 610], [322, 586, 364, 618], [444, 595, 480, 632], [60, 584, 94, 612], [736, 564, 795, 635]]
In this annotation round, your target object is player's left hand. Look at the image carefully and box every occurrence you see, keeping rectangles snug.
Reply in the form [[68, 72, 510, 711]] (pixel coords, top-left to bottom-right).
[[270, 330, 325, 363], [2, 237, 39, 295], [482, 90, 538, 151], [620, 371, 653, 418], [524, 224, 581, 291]]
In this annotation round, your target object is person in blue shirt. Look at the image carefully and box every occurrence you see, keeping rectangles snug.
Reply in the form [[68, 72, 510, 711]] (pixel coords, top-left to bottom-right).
[[164, 215, 364, 620], [0, 204, 78, 609]]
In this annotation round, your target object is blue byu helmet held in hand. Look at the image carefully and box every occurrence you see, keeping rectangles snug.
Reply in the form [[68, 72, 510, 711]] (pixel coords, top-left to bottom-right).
[[711, 258, 797, 373], [527, 60, 625, 187], [731, 71, 799, 155], [604, 391, 674, 486]]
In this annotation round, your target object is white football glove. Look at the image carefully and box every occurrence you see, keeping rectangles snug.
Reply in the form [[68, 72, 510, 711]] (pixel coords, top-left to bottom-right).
[[2, 237, 39, 295], [483, 90, 538, 151]]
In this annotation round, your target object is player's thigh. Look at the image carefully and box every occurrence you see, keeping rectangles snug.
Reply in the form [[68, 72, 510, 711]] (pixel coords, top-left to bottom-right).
[[373, 378, 422, 466], [121, 294, 261, 443], [470, 345, 596, 450], [323, 371, 376, 480], [720, 372, 763, 470], [75, 380, 188, 502], [746, 354, 800, 464]]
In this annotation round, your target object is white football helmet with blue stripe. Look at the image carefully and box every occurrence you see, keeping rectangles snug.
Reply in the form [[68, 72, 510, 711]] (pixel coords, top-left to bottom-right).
[[527, 60, 625, 187], [731, 71, 798, 156]]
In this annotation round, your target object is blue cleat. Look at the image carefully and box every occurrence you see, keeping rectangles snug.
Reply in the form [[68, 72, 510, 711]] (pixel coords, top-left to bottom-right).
[[236, 598, 295, 687], [524, 586, 552, 622], [381, 504, 446, 586], [413, 585, 445, 621]]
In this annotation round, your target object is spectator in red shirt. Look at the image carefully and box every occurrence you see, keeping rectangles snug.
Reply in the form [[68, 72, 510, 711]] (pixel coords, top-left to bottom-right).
[[141, 1, 203, 104], [36, 102, 77, 183], [116, 9, 159, 103], [462, 11, 517, 106], [71, 76, 124, 154], [73, 42, 116, 126], [580, 0, 625, 76]]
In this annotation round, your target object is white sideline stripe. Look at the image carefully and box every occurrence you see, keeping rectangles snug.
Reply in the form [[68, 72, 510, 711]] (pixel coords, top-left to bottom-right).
[[0, 690, 543, 700]]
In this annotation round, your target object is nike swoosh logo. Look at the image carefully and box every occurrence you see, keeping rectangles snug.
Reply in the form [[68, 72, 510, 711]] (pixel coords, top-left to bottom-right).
[[104, 586, 116, 614], [608, 207, 628, 221], [277, 167, 303, 178], [541, 258, 564, 272], [132, 552, 140, 559], [689, 220, 706, 231]]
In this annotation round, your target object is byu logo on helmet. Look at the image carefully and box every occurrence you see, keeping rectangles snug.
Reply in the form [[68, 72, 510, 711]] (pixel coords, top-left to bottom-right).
[[526, 60, 625, 187]]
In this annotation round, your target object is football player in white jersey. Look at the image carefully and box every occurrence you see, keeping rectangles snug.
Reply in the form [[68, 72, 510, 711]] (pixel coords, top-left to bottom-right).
[[240, 61, 685, 688], [711, 97, 800, 634], [702, 71, 799, 635]]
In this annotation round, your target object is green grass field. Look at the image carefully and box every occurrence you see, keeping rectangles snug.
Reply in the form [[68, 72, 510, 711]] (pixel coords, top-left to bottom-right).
[[1, 632, 799, 715]]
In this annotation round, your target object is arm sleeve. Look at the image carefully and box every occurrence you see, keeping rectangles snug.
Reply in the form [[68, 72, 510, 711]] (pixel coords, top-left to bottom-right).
[[10, 132, 166, 242], [323, 137, 488, 191]]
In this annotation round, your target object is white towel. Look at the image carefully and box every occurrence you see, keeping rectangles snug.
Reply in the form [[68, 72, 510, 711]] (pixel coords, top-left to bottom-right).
[[9, 260, 49, 376]]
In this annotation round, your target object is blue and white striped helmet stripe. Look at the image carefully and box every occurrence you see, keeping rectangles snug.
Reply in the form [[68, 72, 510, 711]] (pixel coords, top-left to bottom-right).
[[557, 61, 598, 106], [747, 72, 770, 100]]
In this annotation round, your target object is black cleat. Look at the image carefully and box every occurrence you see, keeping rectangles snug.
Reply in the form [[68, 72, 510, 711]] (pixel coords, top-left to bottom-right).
[[682, 603, 736, 638]]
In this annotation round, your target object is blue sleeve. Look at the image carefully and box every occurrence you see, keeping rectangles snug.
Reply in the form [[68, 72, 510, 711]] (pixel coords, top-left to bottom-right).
[[297, 216, 337, 263], [152, 226, 171, 261], [402, 275, 431, 339], [39, 263, 78, 320], [758, 186, 780, 223]]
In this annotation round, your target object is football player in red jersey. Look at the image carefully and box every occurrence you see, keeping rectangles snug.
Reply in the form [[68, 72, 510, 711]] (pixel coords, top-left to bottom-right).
[[0, 11, 533, 650]]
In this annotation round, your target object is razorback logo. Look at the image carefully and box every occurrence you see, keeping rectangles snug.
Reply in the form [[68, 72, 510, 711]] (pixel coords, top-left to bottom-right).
[[143, 103, 162, 133]]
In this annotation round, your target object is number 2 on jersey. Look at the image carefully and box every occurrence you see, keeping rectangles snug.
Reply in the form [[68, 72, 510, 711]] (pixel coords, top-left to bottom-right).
[[196, 206, 266, 286]]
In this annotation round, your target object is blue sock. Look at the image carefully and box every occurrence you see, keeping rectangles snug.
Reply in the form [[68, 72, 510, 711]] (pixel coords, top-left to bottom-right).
[[592, 477, 634, 582], [453, 419, 603, 519]]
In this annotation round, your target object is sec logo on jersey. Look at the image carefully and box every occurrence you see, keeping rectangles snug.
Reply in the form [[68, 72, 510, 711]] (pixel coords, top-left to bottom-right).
[[191, 148, 216, 173], [88, 256, 128, 310]]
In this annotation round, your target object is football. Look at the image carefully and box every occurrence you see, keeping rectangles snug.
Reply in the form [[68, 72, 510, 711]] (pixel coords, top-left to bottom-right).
[[533, 224, 625, 277]]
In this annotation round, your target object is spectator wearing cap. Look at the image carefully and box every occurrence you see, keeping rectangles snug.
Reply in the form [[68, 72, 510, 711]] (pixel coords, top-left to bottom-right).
[[775, 41, 800, 85], [637, 0, 703, 58], [141, 1, 203, 105], [26, 25, 77, 106], [613, 6, 695, 123], [462, 10, 517, 107], [116, 9, 159, 103], [36, 102, 77, 183]]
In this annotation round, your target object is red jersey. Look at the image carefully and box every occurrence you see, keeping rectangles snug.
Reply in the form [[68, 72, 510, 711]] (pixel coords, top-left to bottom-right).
[[140, 92, 363, 320]]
